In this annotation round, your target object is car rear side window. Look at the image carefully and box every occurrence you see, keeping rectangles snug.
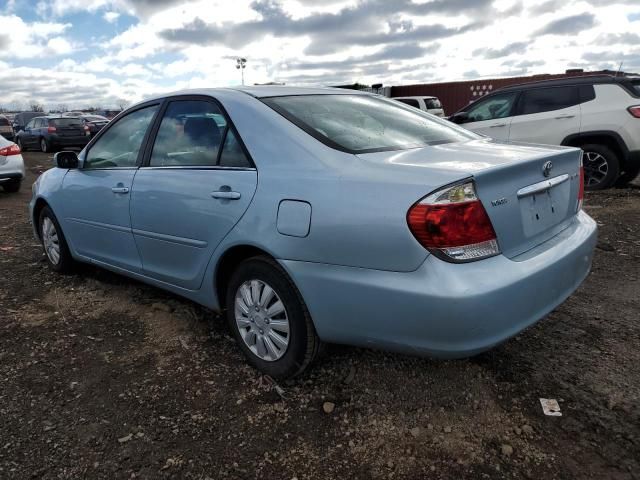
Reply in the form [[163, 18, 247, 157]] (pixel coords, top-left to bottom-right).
[[264, 94, 475, 153], [150, 100, 227, 167], [519, 86, 579, 115], [425, 98, 442, 109], [579, 85, 596, 103], [0, 117, 9, 126], [631, 80, 640, 95], [85, 104, 158, 169], [395, 98, 420, 109], [218, 129, 252, 168]]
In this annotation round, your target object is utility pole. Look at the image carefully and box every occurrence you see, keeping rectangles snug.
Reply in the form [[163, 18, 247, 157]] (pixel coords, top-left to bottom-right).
[[236, 57, 247, 85]]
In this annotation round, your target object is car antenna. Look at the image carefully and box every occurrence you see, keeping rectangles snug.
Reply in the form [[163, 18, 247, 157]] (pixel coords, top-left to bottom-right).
[[615, 61, 623, 77]]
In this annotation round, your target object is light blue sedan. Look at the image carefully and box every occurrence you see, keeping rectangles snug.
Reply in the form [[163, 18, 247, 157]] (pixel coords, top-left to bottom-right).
[[29, 87, 597, 378]]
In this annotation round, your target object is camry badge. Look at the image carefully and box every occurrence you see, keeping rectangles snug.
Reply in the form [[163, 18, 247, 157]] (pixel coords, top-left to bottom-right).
[[542, 161, 553, 177], [491, 198, 508, 207]]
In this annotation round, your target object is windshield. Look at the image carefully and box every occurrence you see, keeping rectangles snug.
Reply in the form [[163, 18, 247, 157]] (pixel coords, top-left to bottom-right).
[[85, 115, 108, 122], [263, 94, 476, 153]]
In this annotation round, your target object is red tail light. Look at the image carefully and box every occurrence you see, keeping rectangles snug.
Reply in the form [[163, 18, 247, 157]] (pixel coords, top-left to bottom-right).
[[628, 106, 640, 118], [407, 181, 500, 262], [0, 143, 21, 156], [577, 164, 584, 211], [47, 126, 57, 133]]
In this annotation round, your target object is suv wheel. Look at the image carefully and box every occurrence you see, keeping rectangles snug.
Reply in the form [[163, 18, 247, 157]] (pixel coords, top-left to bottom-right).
[[40, 138, 49, 153], [581, 144, 620, 190], [615, 163, 640, 187], [3, 179, 21, 193], [225, 256, 321, 379]]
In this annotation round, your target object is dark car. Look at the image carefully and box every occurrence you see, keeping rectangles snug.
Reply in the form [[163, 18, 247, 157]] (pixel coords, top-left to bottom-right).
[[16, 116, 90, 153], [79, 115, 110, 137], [0, 115, 14, 141], [12, 112, 41, 133]]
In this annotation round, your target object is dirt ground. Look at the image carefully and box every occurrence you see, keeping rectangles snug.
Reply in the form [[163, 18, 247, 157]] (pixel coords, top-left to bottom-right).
[[1, 151, 639, 480]]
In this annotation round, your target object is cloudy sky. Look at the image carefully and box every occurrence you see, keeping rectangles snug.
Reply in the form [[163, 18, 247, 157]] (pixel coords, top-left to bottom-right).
[[1, 0, 639, 109]]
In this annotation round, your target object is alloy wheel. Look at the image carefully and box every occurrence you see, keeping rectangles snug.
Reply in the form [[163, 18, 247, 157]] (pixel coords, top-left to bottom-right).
[[582, 151, 608, 187], [234, 279, 290, 362], [42, 217, 61, 265]]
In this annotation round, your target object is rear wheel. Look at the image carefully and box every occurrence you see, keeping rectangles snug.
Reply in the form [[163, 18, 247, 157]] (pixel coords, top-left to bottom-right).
[[2, 179, 21, 193], [581, 144, 620, 190], [39, 206, 74, 273], [15, 137, 24, 151], [40, 137, 49, 153], [225, 256, 321, 379]]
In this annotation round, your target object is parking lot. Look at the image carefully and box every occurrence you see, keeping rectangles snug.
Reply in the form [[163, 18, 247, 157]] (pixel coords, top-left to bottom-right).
[[0, 151, 638, 479]]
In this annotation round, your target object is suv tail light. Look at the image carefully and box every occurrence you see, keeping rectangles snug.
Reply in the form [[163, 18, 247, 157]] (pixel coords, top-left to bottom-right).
[[407, 181, 500, 262], [628, 106, 640, 118], [47, 126, 57, 133], [0, 143, 21, 156]]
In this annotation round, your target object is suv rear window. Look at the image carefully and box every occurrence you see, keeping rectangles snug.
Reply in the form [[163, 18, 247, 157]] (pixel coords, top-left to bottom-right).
[[0, 117, 9, 126], [263, 95, 476, 153], [52, 118, 83, 127], [425, 98, 442, 109], [395, 98, 420, 109]]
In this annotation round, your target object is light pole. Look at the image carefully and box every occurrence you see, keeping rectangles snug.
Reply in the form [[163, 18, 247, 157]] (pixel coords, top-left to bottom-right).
[[236, 57, 247, 85]]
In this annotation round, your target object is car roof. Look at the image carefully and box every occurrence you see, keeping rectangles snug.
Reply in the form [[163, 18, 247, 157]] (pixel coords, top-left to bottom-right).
[[394, 96, 437, 100], [497, 74, 633, 92], [140, 86, 369, 105]]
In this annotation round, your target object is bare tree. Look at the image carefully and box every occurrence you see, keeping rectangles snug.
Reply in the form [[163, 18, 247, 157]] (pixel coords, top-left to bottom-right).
[[117, 99, 130, 110], [29, 102, 45, 112], [57, 104, 68, 113]]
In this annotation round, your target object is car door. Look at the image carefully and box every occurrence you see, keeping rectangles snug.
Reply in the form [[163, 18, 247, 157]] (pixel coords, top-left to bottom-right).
[[130, 97, 257, 290], [58, 103, 160, 272], [508, 86, 581, 145], [22, 119, 37, 147], [458, 91, 519, 140]]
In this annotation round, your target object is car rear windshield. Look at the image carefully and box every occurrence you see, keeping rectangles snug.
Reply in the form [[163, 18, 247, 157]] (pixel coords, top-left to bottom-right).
[[84, 116, 108, 122], [263, 95, 475, 153], [52, 118, 83, 127], [0, 117, 9, 126]]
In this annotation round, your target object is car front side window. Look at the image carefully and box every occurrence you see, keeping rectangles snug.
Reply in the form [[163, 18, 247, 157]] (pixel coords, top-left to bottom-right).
[[150, 100, 227, 167], [466, 92, 518, 122], [84, 105, 158, 169]]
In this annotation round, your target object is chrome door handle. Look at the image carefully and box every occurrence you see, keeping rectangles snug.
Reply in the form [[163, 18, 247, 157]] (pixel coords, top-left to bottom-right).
[[111, 186, 129, 194], [490, 123, 507, 128], [555, 114, 575, 119], [211, 190, 241, 200]]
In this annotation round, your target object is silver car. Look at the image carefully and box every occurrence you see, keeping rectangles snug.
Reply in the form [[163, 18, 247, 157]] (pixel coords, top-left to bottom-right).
[[29, 87, 597, 378], [0, 135, 25, 192]]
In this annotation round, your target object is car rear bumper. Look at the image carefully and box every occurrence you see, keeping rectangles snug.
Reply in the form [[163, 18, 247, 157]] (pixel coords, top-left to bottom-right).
[[50, 135, 90, 148], [0, 154, 26, 182], [281, 210, 597, 358]]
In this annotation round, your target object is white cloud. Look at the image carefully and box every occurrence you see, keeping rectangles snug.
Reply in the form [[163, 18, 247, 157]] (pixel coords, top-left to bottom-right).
[[103, 11, 120, 22]]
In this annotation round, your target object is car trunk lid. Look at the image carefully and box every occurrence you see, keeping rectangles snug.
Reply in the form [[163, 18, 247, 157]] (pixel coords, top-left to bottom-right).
[[357, 139, 582, 259]]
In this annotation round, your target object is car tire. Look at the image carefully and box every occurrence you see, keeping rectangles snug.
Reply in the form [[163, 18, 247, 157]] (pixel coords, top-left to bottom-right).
[[225, 256, 322, 379], [39, 206, 74, 273], [40, 137, 49, 153], [581, 144, 620, 190], [3, 180, 21, 193], [16, 137, 26, 151], [614, 163, 640, 187]]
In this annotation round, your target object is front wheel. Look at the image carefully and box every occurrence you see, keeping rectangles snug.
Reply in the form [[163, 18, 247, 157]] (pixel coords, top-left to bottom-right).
[[581, 144, 620, 190], [16, 137, 24, 151], [40, 138, 49, 153], [39, 206, 74, 273], [225, 256, 321, 379], [2, 180, 21, 193]]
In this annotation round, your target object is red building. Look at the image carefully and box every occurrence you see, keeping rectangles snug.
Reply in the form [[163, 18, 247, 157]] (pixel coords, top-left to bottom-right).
[[390, 69, 636, 115]]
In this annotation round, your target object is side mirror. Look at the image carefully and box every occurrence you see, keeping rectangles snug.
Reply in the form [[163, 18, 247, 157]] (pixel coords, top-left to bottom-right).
[[450, 112, 469, 124], [54, 151, 79, 169]]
